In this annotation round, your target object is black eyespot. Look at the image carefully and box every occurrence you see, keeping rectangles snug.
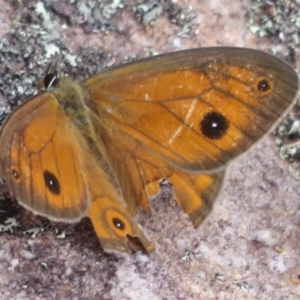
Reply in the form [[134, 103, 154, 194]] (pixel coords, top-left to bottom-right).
[[12, 169, 20, 180], [257, 79, 270, 92], [44, 170, 60, 195], [200, 111, 229, 140], [44, 73, 59, 89], [112, 217, 126, 230]]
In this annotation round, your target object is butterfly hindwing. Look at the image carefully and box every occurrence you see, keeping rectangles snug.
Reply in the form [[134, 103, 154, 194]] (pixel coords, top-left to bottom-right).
[[82, 153, 154, 254], [90, 123, 226, 228]]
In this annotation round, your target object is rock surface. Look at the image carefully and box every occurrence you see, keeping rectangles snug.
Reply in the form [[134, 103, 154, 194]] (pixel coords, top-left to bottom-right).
[[0, 1, 299, 299]]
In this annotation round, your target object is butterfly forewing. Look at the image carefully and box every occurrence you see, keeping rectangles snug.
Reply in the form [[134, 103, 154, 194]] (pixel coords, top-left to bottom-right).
[[0, 93, 90, 221], [86, 48, 299, 172]]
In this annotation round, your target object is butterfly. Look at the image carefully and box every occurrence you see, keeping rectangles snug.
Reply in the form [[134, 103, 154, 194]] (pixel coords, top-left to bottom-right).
[[0, 47, 298, 254]]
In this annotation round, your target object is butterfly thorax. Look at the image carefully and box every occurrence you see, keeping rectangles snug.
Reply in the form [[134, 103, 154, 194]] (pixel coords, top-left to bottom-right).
[[51, 76, 124, 197], [50, 77, 103, 164], [51, 77, 90, 134]]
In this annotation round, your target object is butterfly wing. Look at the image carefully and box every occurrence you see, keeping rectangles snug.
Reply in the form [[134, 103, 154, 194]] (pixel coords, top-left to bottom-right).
[[0, 93, 90, 222], [86, 47, 298, 227], [83, 156, 154, 254], [86, 47, 299, 172]]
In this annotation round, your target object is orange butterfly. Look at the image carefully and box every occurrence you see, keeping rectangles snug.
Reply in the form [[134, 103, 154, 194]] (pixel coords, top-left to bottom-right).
[[0, 47, 298, 254]]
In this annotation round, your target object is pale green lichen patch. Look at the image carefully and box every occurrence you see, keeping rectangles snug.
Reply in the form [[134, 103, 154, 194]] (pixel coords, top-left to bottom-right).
[[0, 217, 19, 233], [23, 227, 44, 239], [249, 0, 300, 61]]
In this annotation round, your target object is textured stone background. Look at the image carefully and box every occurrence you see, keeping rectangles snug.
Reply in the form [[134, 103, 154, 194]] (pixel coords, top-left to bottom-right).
[[0, 0, 299, 299]]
